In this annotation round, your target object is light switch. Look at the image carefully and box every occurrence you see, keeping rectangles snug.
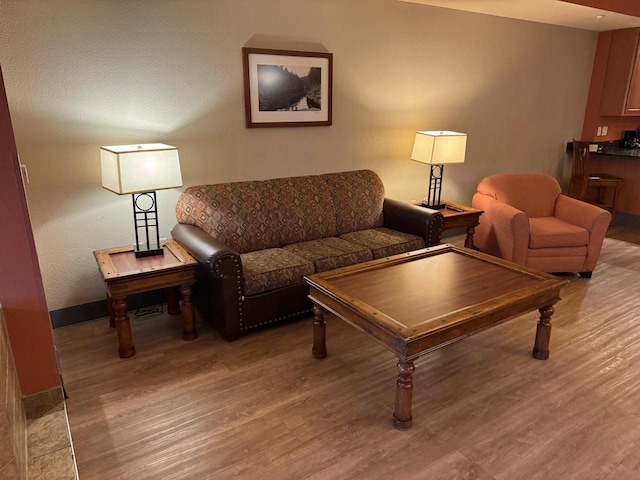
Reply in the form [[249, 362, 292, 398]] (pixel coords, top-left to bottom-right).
[[19, 164, 30, 185]]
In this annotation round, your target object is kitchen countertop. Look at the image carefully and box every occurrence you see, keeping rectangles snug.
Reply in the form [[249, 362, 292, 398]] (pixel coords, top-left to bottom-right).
[[598, 145, 640, 157], [567, 141, 640, 157]]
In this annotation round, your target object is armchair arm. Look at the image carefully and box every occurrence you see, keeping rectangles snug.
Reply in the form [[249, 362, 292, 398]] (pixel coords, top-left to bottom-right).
[[382, 198, 444, 247], [472, 193, 529, 265], [554, 194, 612, 271], [171, 223, 244, 340], [554, 194, 611, 231]]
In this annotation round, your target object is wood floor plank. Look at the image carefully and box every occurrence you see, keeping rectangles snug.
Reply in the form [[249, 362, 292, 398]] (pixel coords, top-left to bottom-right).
[[54, 229, 640, 479]]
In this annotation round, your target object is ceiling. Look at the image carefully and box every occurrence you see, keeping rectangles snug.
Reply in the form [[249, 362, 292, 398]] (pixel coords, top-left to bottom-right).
[[398, 0, 640, 31]]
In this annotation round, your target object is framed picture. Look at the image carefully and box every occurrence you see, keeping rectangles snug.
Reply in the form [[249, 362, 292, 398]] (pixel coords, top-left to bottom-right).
[[242, 47, 333, 128]]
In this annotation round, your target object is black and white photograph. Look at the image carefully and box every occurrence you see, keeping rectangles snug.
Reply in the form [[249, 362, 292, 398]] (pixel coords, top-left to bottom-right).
[[243, 48, 333, 127]]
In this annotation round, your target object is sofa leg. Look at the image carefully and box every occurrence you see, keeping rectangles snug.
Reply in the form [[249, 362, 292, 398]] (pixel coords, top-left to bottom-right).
[[579, 271, 592, 279]]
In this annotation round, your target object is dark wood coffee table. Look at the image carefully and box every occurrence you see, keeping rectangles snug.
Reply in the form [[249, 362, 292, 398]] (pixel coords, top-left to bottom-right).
[[306, 244, 568, 429]]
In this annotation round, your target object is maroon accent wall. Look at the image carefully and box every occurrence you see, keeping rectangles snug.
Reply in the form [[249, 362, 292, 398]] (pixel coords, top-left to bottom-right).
[[0, 66, 60, 394]]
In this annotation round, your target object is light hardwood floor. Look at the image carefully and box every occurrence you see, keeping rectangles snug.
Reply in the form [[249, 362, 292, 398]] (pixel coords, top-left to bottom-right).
[[54, 226, 640, 479]]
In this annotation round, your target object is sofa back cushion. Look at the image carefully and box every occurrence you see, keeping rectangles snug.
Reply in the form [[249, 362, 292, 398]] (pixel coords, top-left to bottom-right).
[[176, 174, 339, 253], [322, 170, 385, 235], [269, 175, 337, 246], [175, 169, 385, 253], [476, 172, 561, 218], [176, 180, 282, 253]]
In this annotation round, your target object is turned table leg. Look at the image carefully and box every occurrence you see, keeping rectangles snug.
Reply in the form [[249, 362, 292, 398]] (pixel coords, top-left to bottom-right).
[[393, 359, 415, 430], [312, 303, 327, 359], [533, 304, 554, 360], [465, 226, 476, 249], [107, 293, 115, 328], [112, 296, 135, 358], [179, 284, 197, 341], [165, 286, 181, 315]]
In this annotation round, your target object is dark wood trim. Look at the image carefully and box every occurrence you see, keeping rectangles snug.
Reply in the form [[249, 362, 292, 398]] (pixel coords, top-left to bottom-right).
[[242, 47, 333, 128]]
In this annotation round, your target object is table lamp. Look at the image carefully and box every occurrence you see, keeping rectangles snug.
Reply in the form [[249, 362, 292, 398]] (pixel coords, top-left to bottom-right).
[[411, 131, 467, 209], [100, 143, 182, 257]]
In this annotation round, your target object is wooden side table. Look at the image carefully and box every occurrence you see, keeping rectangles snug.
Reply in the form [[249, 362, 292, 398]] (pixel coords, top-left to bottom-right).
[[417, 200, 483, 249], [94, 239, 198, 358]]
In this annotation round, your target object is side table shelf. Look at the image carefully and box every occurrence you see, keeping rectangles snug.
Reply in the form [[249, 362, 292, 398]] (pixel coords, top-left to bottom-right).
[[94, 239, 199, 358]]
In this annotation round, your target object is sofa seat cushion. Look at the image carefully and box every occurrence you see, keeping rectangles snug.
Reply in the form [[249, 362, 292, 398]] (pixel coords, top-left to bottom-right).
[[240, 248, 315, 296], [339, 227, 424, 259], [283, 237, 373, 272], [529, 217, 589, 249]]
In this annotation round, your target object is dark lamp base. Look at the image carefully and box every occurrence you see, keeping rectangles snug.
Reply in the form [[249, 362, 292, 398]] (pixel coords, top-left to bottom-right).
[[421, 203, 445, 210], [134, 247, 164, 258]]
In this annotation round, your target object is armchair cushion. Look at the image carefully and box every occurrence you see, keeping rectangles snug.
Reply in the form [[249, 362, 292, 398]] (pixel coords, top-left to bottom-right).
[[527, 246, 586, 258], [528, 217, 589, 249]]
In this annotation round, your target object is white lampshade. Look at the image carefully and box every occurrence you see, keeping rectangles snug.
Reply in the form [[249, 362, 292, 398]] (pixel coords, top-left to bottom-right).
[[411, 131, 467, 165], [100, 143, 182, 194]]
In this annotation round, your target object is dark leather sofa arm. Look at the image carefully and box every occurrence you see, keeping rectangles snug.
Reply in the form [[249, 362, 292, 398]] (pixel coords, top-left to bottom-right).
[[383, 198, 444, 247], [171, 223, 241, 277], [172, 223, 244, 340]]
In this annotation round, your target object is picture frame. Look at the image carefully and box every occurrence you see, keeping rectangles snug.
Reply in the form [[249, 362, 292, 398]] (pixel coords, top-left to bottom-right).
[[242, 47, 333, 128]]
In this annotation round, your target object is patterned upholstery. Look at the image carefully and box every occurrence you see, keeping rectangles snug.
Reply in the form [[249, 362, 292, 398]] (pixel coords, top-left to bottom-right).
[[175, 181, 282, 253], [283, 237, 373, 272], [240, 249, 315, 296], [323, 170, 385, 235], [176, 174, 339, 253], [339, 228, 425, 259], [268, 176, 337, 245], [176, 170, 425, 296]]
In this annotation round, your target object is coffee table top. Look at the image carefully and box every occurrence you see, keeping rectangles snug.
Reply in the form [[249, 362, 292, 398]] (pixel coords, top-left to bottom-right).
[[306, 244, 568, 360]]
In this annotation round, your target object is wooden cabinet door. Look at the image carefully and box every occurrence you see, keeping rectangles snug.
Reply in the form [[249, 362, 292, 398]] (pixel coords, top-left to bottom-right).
[[625, 35, 640, 114], [599, 28, 640, 116]]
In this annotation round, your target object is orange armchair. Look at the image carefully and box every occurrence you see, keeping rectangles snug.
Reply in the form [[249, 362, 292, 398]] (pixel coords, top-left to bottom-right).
[[472, 173, 611, 278]]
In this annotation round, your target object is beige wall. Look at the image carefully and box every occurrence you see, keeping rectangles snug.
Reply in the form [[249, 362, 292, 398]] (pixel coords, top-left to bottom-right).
[[0, 0, 596, 312]]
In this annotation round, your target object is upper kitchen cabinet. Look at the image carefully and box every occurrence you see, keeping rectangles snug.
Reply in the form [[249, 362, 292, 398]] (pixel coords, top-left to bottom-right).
[[600, 28, 640, 116]]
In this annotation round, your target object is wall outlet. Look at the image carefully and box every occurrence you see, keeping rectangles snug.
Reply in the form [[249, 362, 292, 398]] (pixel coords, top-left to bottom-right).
[[597, 126, 602, 136], [602, 126, 608, 135]]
